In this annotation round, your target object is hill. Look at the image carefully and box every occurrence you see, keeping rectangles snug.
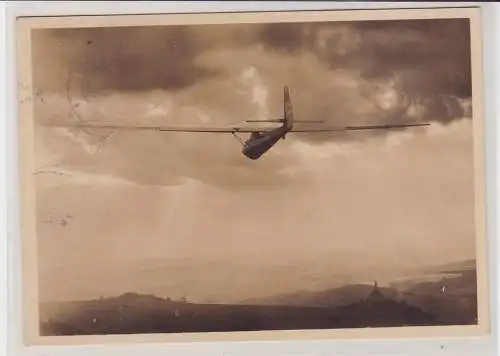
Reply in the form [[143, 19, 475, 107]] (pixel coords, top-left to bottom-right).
[[240, 283, 403, 307], [239, 260, 478, 325], [395, 269, 478, 325], [39, 285, 436, 336], [330, 283, 437, 328]]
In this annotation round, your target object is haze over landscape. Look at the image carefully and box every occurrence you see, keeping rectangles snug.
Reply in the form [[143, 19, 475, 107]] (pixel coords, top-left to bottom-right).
[[31, 18, 477, 308]]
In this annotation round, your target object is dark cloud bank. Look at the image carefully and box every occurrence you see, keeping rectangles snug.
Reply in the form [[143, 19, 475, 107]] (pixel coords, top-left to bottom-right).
[[33, 18, 472, 124]]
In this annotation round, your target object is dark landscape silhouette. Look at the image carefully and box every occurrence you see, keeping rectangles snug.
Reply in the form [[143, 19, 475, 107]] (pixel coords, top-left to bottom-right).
[[39, 260, 477, 336]]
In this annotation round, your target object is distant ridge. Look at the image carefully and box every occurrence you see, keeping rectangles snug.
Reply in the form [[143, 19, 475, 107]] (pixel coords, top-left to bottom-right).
[[239, 283, 403, 307], [38, 259, 477, 335], [39, 283, 437, 336]]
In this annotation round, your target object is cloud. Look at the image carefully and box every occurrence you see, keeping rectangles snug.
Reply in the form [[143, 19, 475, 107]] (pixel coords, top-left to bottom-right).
[[34, 167, 140, 188], [32, 18, 471, 127], [279, 116, 472, 182], [240, 66, 270, 121], [259, 19, 471, 97], [31, 27, 212, 94], [31, 23, 265, 95]]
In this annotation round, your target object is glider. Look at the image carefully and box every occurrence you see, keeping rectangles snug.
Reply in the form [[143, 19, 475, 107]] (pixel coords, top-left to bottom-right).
[[64, 86, 430, 160]]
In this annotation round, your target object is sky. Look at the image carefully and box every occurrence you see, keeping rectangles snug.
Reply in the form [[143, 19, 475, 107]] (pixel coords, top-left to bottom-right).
[[30, 18, 478, 303]]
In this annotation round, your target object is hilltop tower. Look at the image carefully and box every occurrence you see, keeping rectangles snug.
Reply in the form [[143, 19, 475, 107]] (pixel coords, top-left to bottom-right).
[[366, 280, 386, 302]]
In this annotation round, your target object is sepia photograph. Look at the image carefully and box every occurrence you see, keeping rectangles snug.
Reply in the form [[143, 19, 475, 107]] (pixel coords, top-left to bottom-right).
[[15, 7, 489, 345]]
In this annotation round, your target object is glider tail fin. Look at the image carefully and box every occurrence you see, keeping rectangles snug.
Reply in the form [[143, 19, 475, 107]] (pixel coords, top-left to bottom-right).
[[283, 85, 294, 138]]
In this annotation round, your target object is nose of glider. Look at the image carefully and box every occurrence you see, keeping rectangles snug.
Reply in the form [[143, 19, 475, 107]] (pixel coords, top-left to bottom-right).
[[242, 146, 261, 160]]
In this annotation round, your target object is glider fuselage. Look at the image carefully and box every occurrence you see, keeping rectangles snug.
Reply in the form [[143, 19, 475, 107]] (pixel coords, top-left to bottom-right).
[[242, 86, 293, 160]]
